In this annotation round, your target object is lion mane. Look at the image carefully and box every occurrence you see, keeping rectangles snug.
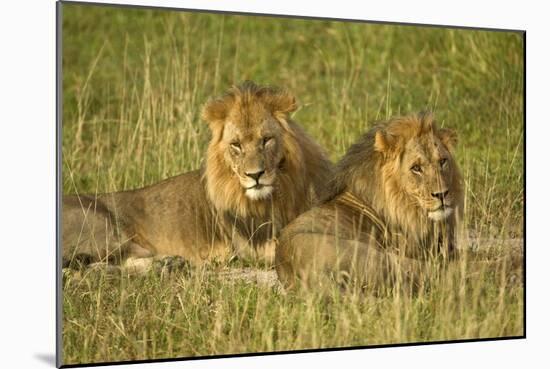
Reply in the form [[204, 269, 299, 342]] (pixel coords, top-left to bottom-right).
[[275, 112, 464, 288]]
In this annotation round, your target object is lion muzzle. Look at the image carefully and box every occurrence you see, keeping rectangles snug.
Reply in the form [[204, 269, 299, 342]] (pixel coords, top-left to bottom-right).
[[428, 206, 454, 221]]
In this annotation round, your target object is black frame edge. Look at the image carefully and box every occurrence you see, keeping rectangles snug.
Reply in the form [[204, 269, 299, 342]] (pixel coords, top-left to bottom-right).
[[522, 30, 526, 339], [60, 335, 525, 368], [58, 0, 526, 34], [56, 1, 64, 367]]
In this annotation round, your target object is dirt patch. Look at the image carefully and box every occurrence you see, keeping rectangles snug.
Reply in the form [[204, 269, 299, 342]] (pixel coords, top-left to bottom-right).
[[214, 267, 280, 288]]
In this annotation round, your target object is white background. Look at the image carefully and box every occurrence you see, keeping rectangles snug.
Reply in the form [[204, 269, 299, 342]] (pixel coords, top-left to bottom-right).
[[0, 0, 547, 368]]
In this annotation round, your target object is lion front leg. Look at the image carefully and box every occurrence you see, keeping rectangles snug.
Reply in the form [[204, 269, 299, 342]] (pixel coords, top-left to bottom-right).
[[230, 234, 276, 266]]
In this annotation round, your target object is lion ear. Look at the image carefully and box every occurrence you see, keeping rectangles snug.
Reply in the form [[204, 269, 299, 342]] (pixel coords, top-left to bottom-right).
[[438, 128, 458, 151], [269, 91, 297, 116], [419, 111, 435, 133], [201, 96, 234, 127], [374, 131, 397, 153], [201, 97, 232, 143], [259, 88, 298, 126]]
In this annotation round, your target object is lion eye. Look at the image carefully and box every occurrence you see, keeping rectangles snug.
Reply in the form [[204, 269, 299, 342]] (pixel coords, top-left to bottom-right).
[[263, 137, 274, 146], [411, 164, 422, 173], [230, 142, 241, 152], [440, 158, 448, 167]]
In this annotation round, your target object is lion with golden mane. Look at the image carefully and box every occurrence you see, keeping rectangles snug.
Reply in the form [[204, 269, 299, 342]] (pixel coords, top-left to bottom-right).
[[275, 113, 464, 289], [63, 81, 333, 271]]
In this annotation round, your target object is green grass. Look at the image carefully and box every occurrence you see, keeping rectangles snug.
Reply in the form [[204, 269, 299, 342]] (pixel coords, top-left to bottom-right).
[[61, 3, 524, 365], [63, 254, 522, 363]]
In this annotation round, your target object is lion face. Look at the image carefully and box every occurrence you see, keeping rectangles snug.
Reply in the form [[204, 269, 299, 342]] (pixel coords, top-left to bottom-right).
[[202, 81, 298, 204], [374, 113, 461, 223], [221, 109, 285, 200], [399, 133, 457, 221]]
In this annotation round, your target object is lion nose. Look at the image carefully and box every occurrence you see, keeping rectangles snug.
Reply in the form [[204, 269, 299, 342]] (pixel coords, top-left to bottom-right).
[[431, 190, 449, 201], [245, 170, 265, 182]]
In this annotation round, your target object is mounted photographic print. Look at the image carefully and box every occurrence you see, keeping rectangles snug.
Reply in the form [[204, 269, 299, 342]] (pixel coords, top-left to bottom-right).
[[57, 1, 525, 366]]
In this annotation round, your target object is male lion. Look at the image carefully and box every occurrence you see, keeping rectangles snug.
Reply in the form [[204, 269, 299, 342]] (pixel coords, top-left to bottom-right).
[[275, 113, 464, 290], [63, 81, 333, 272]]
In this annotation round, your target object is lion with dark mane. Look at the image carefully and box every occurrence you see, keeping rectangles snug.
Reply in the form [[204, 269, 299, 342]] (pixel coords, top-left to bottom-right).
[[275, 113, 464, 289], [63, 81, 333, 271]]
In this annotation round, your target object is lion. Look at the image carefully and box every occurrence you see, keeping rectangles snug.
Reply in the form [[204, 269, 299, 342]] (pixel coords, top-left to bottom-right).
[[62, 81, 333, 272], [275, 112, 464, 290]]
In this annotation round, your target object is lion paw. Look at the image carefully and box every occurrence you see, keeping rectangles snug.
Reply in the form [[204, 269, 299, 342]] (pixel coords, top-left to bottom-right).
[[153, 256, 192, 276]]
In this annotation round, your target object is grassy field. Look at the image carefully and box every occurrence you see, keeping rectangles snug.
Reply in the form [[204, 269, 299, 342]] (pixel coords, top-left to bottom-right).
[[61, 3, 524, 365]]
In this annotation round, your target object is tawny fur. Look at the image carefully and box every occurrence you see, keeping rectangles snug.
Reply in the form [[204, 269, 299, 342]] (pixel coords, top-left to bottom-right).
[[275, 112, 464, 289], [62, 81, 333, 270]]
